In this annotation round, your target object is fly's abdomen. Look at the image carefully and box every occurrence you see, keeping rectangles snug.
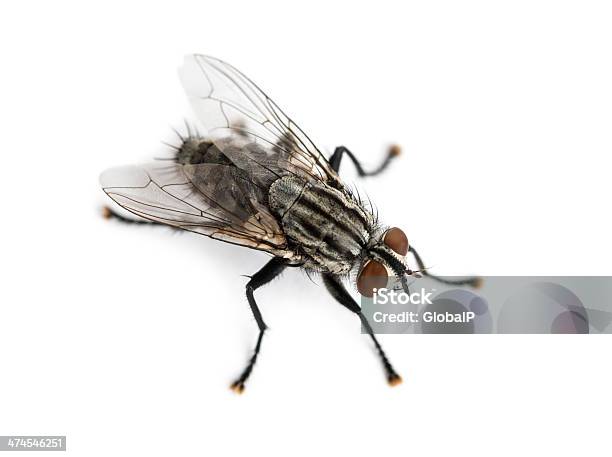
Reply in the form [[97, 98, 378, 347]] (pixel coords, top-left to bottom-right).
[[269, 176, 371, 273]]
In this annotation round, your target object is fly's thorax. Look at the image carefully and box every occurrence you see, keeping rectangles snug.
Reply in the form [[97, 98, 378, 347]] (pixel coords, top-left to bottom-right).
[[269, 176, 374, 274]]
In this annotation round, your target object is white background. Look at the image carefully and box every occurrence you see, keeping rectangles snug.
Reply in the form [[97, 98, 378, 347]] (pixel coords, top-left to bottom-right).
[[1, 1, 611, 456]]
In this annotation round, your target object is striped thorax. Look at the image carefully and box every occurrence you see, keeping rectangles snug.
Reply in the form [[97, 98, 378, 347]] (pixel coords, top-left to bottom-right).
[[269, 176, 374, 274]]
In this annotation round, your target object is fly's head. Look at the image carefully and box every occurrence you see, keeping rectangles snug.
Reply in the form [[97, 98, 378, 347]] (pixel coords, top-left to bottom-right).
[[356, 227, 415, 297]]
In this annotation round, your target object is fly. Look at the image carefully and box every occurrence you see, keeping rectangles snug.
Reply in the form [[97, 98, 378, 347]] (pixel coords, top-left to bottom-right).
[[100, 55, 480, 393]]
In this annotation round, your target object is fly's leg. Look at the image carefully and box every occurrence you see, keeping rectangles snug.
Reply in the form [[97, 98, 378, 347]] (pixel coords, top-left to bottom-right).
[[230, 257, 287, 394], [409, 246, 482, 288], [322, 273, 402, 386], [102, 206, 165, 226], [103, 206, 288, 392], [329, 145, 401, 175]]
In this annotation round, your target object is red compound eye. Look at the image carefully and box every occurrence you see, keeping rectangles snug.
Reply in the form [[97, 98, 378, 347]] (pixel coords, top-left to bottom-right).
[[357, 260, 388, 297], [383, 227, 409, 256]]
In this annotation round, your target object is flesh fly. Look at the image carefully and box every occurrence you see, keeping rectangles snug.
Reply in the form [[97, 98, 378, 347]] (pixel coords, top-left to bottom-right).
[[100, 55, 479, 392]]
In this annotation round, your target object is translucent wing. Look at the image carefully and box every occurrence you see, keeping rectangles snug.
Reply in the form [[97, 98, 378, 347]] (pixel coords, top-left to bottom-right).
[[100, 155, 296, 258], [179, 54, 340, 185]]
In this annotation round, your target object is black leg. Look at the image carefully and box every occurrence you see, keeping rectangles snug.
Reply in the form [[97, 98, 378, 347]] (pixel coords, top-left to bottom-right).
[[230, 257, 287, 393], [329, 145, 401, 175], [322, 273, 402, 386], [409, 246, 482, 288], [102, 206, 165, 226]]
